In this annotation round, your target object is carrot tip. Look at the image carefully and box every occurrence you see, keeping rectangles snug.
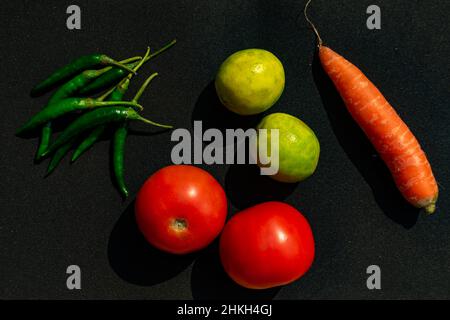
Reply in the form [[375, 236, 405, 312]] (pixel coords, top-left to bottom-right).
[[424, 203, 436, 215]]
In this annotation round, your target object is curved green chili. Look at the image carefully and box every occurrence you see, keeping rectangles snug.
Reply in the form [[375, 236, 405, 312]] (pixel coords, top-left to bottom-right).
[[30, 55, 140, 97], [78, 62, 137, 96], [35, 66, 114, 161], [111, 72, 160, 198], [79, 39, 177, 96], [45, 142, 73, 176], [71, 48, 151, 162], [112, 122, 129, 198], [16, 98, 143, 135], [71, 84, 129, 163], [36, 123, 53, 161], [42, 107, 172, 157], [48, 67, 112, 104], [43, 84, 116, 173]]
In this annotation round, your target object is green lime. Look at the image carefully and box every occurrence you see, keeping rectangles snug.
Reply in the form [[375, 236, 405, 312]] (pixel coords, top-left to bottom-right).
[[256, 113, 320, 183], [215, 49, 285, 115]]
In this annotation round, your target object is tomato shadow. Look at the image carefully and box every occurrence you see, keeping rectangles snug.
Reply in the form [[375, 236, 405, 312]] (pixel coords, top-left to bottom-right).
[[311, 51, 419, 228], [190, 239, 280, 300], [107, 200, 196, 286], [225, 164, 298, 210]]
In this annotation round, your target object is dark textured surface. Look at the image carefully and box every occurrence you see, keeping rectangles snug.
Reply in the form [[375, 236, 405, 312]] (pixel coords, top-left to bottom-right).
[[0, 0, 449, 299]]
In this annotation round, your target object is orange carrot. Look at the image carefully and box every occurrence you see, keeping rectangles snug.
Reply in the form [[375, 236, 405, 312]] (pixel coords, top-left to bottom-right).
[[305, 0, 438, 214]]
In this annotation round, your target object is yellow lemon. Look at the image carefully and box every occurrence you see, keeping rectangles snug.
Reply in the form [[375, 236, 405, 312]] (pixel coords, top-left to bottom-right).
[[215, 49, 285, 115]]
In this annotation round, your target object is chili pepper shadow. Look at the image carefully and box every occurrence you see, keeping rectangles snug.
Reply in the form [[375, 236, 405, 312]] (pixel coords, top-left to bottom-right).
[[225, 164, 298, 210], [127, 128, 173, 137], [191, 81, 265, 133], [190, 239, 280, 300], [311, 52, 419, 228], [16, 113, 80, 141], [107, 200, 196, 286]]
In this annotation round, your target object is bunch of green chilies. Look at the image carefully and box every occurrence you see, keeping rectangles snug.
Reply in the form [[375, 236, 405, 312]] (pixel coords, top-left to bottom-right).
[[17, 40, 177, 198]]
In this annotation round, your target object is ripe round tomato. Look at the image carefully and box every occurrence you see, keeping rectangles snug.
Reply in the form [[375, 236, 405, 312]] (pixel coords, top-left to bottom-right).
[[135, 165, 227, 254], [219, 202, 315, 289]]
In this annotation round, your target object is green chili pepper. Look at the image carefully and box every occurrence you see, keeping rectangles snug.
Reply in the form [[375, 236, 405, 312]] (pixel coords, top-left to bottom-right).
[[48, 68, 112, 104], [112, 122, 129, 198], [71, 48, 152, 162], [16, 98, 143, 135], [79, 39, 177, 96], [112, 72, 160, 198], [70, 87, 127, 163], [37, 123, 53, 161], [35, 66, 115, 161], [42, 106, 172, 157], [43, 85, 117, 174], [30, 55, 140, 97], [78, 62, 137, 96], [45, 142, 73, 176]]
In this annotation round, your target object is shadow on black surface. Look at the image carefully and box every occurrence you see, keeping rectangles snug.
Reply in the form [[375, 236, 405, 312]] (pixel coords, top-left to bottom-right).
[[108, 201, 196, 286], [108, 201, 279, 298], [193, 82, 296, 210], [225, 164, 298, 210], [191, 81, 264, 133], [190, 240, 280, 300], [16, 113, 81, 141], [106, 128, 168, 201], [127, 128, 172, 137], [311, 52, 419, 228]]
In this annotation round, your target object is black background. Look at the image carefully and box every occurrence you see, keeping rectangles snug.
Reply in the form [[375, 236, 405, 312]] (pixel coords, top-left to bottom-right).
[[0, 0, 449, 300]]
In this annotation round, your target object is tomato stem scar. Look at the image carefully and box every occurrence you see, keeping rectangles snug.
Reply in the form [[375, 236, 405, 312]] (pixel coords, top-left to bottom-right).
[[172, 218, 188, 231]]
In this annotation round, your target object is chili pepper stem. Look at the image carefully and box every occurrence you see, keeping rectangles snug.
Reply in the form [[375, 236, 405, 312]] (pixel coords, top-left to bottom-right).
[[110, 60, 137, 75], [119, 56, 142, 65], [129, 47, 150, 79], [144, 39, 177, 63], [95, 66, 114, 75], [97, 86, 118, 101], [92, 100, 143, 111], [115, 40, 176, 68], [136, 115, 173, 129], [115, 48, 151, 90], [102, 56, 137, 75], [133, 73, 159, 102], [120, 47, 151, 86]]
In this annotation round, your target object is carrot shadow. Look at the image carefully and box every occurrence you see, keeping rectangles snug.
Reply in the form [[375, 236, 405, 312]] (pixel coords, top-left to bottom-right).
[[107, 201, 196, 286], [311, 52, 419, 228]]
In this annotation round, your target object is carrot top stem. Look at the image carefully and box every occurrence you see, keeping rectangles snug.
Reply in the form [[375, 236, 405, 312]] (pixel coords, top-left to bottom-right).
[[304, 0, 323, 47], [425, 204, 436, 215]]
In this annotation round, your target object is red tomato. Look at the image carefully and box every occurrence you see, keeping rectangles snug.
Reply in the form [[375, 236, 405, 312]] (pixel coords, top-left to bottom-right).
[[219, 201, 315, 289], [135, 165, 227, 254]]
